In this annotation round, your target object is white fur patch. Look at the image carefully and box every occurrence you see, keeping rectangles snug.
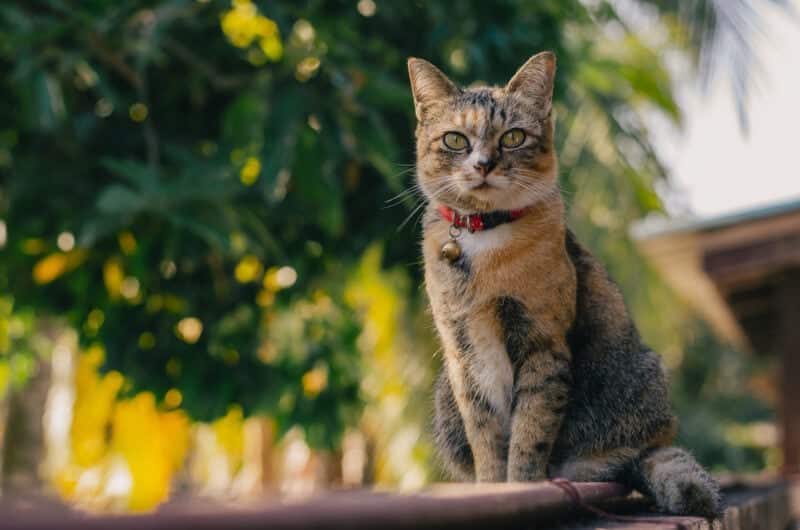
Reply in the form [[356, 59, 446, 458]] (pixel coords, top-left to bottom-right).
[[471, 347, 513, 415], [458, 223, 514, 256], [460, 320, 513, 415]]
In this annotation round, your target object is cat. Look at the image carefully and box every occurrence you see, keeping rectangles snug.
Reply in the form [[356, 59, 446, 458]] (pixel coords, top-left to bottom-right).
[[407, 51, 721, 517]]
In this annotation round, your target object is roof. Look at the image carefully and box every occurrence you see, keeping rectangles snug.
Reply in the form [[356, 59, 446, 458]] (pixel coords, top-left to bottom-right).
[[631, 196, 800, 350], [631, 195, 800, 241]]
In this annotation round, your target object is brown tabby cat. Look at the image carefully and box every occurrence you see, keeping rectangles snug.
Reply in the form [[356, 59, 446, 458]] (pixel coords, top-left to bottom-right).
[[408, 52, 720, 517]]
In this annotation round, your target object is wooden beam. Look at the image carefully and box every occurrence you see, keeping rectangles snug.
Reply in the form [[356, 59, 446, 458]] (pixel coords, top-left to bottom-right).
[[703, 233, 800, 289], [777, 271, 800, 475]]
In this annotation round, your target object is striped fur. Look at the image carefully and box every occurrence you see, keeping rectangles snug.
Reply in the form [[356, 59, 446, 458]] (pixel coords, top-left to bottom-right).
[[409, 52, 720, 517]]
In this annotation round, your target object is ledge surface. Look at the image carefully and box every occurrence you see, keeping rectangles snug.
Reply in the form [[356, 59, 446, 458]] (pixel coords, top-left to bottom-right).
[[1, 478, 793, 530]]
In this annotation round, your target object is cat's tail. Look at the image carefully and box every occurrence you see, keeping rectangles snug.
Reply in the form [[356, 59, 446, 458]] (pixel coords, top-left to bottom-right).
[[628, 447, 721, 518]]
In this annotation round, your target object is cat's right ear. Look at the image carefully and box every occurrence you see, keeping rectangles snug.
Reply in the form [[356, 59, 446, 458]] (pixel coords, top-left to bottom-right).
[[407, 58, 459, 120]]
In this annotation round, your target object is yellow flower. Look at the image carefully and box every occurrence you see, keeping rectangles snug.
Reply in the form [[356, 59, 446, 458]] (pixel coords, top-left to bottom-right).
[[52, 465, 81, 500], [164, 388, 182, 408], [103, 257, 125, 298], [302, 365, 328, 397], [118, 231, 137, 255], [70, 350, 123, 468], [220, 0, 282, 59], [129, 103, 148, 122], [33, 250, 86, 284], [55, 348, 190, 512], [213, 405, 245, 470], [254, 16, 278, 37], [239, 156, 261, 185], [234, 254, 263, 282], [111, 393, 190, 511], [33, 253, 67, 284], [260, 35, 283, 61]]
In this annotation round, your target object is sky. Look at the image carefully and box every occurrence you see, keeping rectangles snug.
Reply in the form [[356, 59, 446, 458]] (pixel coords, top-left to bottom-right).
[[656, 0, 800, 219]]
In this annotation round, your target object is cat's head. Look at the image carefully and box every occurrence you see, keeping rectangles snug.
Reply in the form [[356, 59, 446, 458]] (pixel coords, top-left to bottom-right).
[[408, 52, 557, 213]]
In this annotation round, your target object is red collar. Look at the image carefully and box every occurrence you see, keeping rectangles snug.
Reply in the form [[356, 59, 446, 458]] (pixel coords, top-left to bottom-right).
[[437, 205, 529, 232]]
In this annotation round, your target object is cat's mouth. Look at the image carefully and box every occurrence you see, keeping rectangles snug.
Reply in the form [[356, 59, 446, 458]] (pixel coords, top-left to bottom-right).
[[471, 182, 493, 191]]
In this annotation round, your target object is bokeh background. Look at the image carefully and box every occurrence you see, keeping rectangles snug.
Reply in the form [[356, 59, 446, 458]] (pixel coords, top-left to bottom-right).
[[1, 0, 798, 513]]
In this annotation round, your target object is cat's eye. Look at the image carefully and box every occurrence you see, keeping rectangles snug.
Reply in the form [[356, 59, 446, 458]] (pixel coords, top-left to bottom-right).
[[500, 128, 526, 149], [443, 132, 469, 151]]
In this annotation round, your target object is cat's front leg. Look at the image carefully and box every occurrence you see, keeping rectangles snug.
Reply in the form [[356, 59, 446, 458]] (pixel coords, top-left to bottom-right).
[[507, 348, 571, 481], [446, 357, 509, 481], [444, 309, 513, 482]]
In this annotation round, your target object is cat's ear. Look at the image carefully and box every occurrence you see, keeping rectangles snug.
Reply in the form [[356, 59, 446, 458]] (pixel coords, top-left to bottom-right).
[[407, 57, 460, 119], [505, 51, 556, 110]]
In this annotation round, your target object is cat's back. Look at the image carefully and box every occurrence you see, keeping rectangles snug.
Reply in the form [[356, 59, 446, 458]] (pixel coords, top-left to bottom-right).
[[551, 230, 677, 459]]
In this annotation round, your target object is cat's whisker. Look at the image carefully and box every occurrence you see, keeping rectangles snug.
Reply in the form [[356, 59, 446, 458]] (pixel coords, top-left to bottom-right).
[[397, 200, 429, 232], [382, 166, 421, 205], [387, 175, 456, 207], [513, 178, 560, 198], [385, 186, 423, 207], [388, 164, 416, 174], [428, 182, 462, 204], [425, 178, 459, 197]]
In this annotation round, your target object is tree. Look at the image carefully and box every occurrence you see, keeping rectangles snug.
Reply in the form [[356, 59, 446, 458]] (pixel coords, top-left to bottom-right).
[[0, 0, 783, 477]]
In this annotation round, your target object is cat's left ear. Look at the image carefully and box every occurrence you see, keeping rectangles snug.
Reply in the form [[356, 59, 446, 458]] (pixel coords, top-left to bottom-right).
[[505, 51, 556, 111]]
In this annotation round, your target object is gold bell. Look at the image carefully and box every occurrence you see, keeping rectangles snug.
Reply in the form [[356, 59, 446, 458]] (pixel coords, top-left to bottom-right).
[[441, 240, 462, 262]]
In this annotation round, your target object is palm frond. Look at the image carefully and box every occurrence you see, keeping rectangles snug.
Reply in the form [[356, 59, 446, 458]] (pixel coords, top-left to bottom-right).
[[640, 0, 795, 129]]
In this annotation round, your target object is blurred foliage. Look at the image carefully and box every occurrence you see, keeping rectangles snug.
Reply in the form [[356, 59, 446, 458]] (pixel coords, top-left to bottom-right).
[[0, 297, 38, 395], [344, 245, 435, 487], [0, 0, 781, 498]]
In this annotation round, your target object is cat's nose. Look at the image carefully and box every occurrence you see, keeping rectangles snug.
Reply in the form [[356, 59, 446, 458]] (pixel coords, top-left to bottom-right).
[[474, 158, 497, 177]]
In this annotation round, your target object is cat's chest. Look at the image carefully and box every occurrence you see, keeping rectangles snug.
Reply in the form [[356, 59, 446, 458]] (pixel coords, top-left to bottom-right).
[[424, 228, 512, 306], [455, 224, 515, 256], [423, 220, 575, 330], [424, 222, 536, 294]]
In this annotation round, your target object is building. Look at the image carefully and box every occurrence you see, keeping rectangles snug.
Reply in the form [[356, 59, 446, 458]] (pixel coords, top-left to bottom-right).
[[633, 197, 800, 474]]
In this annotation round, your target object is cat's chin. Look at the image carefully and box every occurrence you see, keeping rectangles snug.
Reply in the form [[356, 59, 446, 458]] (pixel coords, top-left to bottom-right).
[[441, 194, 496, 213], [431, 186, 544, 213], [463, 188, 538, 213]]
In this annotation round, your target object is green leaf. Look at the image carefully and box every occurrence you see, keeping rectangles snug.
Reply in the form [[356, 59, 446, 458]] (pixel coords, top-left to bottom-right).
[[101, 158, 161, 193], [96, 184, 147, 214]]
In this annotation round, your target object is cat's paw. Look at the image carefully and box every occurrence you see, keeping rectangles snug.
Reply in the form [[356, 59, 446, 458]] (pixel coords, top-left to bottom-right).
[[507, 463, 546, 482]]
